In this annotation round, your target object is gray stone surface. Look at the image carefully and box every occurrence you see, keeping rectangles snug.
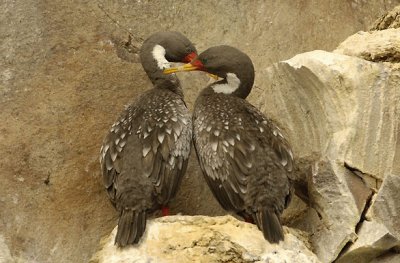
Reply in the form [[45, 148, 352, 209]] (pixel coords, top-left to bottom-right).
[[254, 49, 399, 183], [367, 174, 400, 240], [370, 252, 400, 263], [288, 158, 360, 263], [1, 1, 400, 262], [252, 24, 400, 261], [336, 221, 400, 263]]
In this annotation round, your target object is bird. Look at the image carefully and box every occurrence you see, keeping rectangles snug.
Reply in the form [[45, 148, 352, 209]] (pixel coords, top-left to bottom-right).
[[164, 45, 294, 243], [99, 31, 196, 247]]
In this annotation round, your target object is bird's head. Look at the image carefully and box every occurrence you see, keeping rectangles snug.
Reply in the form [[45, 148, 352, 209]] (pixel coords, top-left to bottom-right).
[[164, 45, 254, 98], [142, 31, 197, 71], [160, 31, 197, 63]]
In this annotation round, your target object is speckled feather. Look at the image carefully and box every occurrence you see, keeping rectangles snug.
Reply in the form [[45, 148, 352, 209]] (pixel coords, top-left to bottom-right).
[[100, 88, 191, 245], [193, 91, 294, 241], [100, 88, 191, 206], [99, 31, 196, 247]]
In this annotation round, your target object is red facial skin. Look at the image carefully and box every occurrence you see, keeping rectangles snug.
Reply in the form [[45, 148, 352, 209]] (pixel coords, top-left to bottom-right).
[[183, 52, 197, 63], [191, 59, 205, 71]]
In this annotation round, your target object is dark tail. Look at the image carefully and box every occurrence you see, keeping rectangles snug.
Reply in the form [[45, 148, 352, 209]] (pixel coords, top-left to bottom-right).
[[115, 209, 147, 247], [254, 208, 284, 244]]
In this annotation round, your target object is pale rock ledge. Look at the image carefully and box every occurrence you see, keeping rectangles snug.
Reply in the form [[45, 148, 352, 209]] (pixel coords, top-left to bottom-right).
[[90, 215, 320, 263]]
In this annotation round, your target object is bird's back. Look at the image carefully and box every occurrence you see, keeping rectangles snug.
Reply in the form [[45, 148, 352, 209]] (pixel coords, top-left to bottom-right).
[[193, 92, 293, 242], [100, 88, 192, 245]]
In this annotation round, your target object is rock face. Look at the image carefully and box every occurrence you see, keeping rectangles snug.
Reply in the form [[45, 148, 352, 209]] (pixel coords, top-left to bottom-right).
[[338, 173, 400, 262], [336, 221, 400, 263], [249, 47, 398, 263], [371, 5, 400, 30], [92, 7, 400, 262], [371, 253, 400, 263], [90, 215, 320, 263], [2, 1, 400, 262], [0, 235, 13, 263], [367, 174, 400, 240], [335, 29, 400, 62], [248, 9, 400, 262]]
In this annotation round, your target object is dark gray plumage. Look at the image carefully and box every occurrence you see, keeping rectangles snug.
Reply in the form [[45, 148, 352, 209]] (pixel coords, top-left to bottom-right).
[[165, 45, 294, 243], [100, 31, 196, 246]]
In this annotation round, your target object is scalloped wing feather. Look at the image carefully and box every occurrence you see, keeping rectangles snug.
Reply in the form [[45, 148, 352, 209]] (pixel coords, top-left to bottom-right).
[[100, 90, 191, 209], [193, 94, 294, 215]]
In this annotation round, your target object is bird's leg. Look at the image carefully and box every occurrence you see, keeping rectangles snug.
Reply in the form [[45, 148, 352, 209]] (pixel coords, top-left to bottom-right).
[[244, 217, 254, 224], [238, 211, 255, 224], [161, 206, 170, 216]]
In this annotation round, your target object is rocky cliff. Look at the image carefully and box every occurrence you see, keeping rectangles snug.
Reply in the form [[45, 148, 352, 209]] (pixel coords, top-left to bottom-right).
[[1, 1, 399, 262], [92, 6, 400, 263]]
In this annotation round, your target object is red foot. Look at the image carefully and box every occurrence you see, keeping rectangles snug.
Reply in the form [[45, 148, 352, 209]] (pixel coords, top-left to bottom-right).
[[162, 206, 169, 216], [244, 217, 254, 224]]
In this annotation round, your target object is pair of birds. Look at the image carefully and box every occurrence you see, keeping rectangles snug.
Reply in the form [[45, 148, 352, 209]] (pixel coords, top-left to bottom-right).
[[100, 31, 294, 247]]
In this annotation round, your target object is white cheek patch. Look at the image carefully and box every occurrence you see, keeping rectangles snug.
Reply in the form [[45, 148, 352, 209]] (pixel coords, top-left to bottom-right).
[[212, 73, 241, 94], [152, 44, 170, 70]]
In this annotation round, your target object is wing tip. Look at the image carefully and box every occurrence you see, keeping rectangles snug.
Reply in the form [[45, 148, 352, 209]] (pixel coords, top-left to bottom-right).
[[115, 209, 147, 247], [255, 208, 284, 244]]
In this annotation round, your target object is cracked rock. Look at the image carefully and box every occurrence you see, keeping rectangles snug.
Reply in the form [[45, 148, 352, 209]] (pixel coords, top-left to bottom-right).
[[90, 215, 320, 263], [252, 20, 400, 261], [371, 5, 400, 30], [334, 29, 400, 62], [336, 221, 400, 263], [367, 173, 400, 240], [253, 49, 398, 185], [293, 159, 360, 263]]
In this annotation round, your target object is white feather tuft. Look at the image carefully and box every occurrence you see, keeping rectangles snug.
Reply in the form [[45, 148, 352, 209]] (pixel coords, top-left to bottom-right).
[[152, 45, 170, 70], [212, 73, 241, 94]]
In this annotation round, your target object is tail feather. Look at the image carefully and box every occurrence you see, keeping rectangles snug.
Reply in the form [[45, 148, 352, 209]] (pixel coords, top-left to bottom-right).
[[115, 209, 147, 247], [254, 208, 284, 244]]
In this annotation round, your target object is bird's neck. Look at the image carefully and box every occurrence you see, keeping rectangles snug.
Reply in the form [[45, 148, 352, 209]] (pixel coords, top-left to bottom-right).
[[210, 72, 254, 99], [140, 43, 183, 97]]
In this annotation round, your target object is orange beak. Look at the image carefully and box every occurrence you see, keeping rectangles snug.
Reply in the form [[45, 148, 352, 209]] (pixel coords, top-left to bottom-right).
[[163, 59, 219, 80], [163, 63, 200, 74]]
